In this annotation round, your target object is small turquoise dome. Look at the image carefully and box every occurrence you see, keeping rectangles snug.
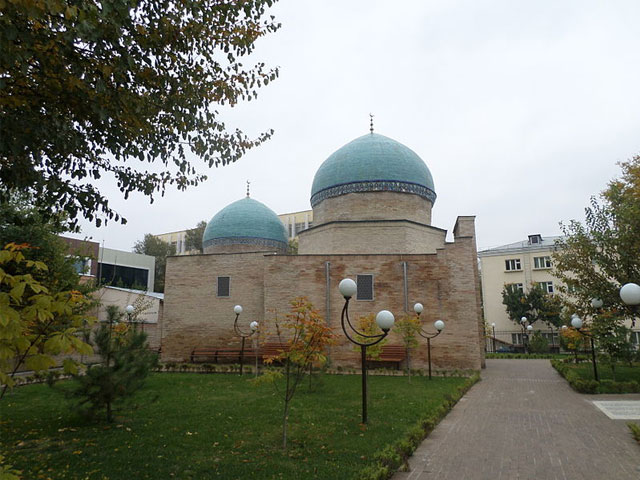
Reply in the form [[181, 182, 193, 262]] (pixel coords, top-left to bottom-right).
[[202, 197, 288, 251], [310, 133, 436, 207]]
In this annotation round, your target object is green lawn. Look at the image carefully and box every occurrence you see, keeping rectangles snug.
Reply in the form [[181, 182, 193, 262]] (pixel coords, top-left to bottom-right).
[[565, 362, 640, 383], [1, 373, 471, 480]]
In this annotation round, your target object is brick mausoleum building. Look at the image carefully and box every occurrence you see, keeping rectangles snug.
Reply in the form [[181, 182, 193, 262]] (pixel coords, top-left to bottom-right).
[[161, 131, 485, 371]]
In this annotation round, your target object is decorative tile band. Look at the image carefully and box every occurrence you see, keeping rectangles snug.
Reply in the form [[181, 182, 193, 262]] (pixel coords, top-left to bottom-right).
[[203, 236, 288, 251], [311, 180, 436, 207]]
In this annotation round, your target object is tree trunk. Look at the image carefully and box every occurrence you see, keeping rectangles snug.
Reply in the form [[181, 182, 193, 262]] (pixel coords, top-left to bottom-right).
[[406, 347, 411, 383], [282, 400, 290, 450]]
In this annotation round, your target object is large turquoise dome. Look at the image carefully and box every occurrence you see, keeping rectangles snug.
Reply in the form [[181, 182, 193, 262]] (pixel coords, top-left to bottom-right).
[[202, 197, 288, 251], [310, 133, 436, 207]]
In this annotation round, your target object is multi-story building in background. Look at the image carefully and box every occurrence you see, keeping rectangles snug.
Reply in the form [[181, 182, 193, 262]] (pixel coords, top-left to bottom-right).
[[277, 209, 313, 240], [154, 230, 190, 255], [60, 237, 155, 291], [478, 234, 562, 347]]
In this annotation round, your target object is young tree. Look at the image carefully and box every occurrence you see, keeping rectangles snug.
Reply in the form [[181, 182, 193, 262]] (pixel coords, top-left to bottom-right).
[[553, 155, 640, 320], [132, 234, 176, 293], [69, 305, 157, 422], [184, 221, 207, 254], [0, 243, 94, 398], [1, 0, 280, 229], [259, 297, 334, 449], [394, 314, 421, 380], [352, 313, 388, 359]]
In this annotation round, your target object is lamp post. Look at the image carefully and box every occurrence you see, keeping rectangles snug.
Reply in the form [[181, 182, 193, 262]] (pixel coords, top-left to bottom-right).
[[571, 314, 599, 381], [491, 322, 497, 353], [620, 283, 640, 327], [520, 316, 533, 354], [232, 305, 258, 376], [125, 304, 135, 330], [339, 278, 394, 424], [413, 303, 445, 379]]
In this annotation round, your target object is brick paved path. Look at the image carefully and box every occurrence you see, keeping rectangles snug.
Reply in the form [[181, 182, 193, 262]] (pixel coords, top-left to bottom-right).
[[393, 359, 640, 480]]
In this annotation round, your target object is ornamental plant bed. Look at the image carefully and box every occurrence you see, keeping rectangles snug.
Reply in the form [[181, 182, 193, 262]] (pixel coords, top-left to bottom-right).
[[486, 353, 573, 360], [551, 359, 640, 394], [2, 372, 477, 480]]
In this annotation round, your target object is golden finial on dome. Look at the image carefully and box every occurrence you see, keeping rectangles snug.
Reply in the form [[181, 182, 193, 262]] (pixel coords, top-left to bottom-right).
[[246, 180, 250, 198], [369, 113, 374, 133]]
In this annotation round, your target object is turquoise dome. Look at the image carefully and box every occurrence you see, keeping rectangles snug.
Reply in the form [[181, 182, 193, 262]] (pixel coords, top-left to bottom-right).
[[310, 133, 436, 207], [202, 197, 288, 251]]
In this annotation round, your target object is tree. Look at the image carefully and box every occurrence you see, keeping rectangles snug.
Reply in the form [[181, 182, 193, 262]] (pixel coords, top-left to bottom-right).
[[69, 305, 157, 422], [0, 0, 280, 229], [352, 313, 388, 359], [0, 196, 88, 294], [132, 234, 175, 293], [184, 221, 207, 254], [501, 284, 562, 328], [394, 314, 421, 380], [553, 155, 640, 320], [258, 297, 334, 449], [0, 243, 94, 398]]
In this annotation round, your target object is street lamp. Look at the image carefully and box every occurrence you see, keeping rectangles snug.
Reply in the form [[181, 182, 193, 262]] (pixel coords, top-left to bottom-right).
[[233, 305, 258, 376], [414, 303, 445, 379], [520, 317, 533, 354], [571, 314, 599, 381], [339, 278, 394, 424], [620, 283, 640, 327], [491, 322, 497, 353], [125, 304, 135, 329]]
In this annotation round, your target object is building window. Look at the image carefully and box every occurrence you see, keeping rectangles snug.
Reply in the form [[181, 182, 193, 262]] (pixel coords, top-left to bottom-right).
[[73, 257, 92, 275], [533, 256, 552, 269], [537, 281, 554, 293], [505, 259, 521, 271], [506, 283, 524, 293], [217, 276, 230, 297], [99, 263, 149, 290], [631, 331, 640, 346], [356, 275, 374, 301], [511, 333, 524, 345]]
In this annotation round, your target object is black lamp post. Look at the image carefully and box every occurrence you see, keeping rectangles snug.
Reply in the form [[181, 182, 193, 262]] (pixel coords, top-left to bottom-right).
[[233, 305, 258, 376], [339, 278, 394, 424], [520, 316, 533, 353], [571, 314, 599, 382], [413, 303, 445, 379], [491, 322, 497, 353]]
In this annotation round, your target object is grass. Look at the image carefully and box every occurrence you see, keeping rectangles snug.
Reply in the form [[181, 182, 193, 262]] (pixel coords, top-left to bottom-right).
[[551, 360, 640, 393], [628, 422, 640, 445], [1, 372, 473, 480]]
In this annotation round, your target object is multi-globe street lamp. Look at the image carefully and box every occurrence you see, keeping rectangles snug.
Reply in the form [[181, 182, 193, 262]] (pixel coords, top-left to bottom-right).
[[339, 278, 394, 424], [413, 303, 445, 379], [570, 314, 599, 381], [520, 316, 533, 354], [233, 305, 259, 376]]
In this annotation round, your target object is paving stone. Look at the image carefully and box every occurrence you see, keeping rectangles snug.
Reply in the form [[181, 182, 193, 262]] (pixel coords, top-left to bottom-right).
[[393, 359, 640, 480]]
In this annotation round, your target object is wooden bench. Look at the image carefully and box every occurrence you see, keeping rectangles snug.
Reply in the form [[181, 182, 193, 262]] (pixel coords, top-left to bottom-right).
[[367, 345, 406, 370], [190, 343, 289, 364]]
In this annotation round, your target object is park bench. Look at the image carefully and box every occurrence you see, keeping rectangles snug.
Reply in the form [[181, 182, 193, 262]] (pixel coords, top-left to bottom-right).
[[190, 343, 288, 364], [367, 345, 406, 370]]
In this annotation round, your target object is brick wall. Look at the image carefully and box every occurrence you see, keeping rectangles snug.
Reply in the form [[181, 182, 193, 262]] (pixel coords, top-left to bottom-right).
[[161, 239, 483, 371], [313, 191, 433, 225]]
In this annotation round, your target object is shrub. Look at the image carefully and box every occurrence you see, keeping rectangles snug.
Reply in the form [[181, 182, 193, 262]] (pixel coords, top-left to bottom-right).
[[528, 331, 550, 353]]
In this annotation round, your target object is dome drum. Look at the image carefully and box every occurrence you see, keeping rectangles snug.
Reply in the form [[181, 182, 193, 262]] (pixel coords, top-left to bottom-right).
[[310, 179, 436, 208]]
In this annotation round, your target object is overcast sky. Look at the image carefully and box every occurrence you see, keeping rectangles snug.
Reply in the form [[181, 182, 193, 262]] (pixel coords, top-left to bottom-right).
[[69, 0, 640, 252]]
